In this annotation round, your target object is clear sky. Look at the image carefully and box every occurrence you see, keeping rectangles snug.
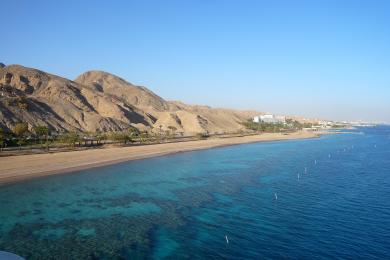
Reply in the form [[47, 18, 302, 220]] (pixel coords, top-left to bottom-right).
[[1, 0, 389, 123]]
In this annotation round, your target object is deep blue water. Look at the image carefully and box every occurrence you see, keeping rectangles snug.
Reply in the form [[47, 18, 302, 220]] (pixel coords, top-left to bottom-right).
[[1, 127, 390, 259]]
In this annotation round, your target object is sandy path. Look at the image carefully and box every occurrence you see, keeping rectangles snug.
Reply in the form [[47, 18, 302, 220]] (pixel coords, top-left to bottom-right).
[[0, 131, 320, 185]]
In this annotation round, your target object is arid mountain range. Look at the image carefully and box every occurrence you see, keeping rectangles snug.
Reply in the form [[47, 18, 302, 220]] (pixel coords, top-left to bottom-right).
[[0, 64, 261, 134]]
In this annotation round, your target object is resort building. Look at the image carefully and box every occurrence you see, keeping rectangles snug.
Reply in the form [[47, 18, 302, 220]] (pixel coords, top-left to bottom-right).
[[253, 114, 286, 124]]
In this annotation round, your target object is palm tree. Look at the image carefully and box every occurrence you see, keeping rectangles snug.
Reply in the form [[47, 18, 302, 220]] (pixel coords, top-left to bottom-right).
[[0, 128, 5, 152], [13, 123, 29, 150], [139, 131, 149, 144], [126, 127, 139, 144], [61, 132, 80, 149], [34, 126, 50, 150], [167, 126, 177, 139], [96, 133, 107, 145]]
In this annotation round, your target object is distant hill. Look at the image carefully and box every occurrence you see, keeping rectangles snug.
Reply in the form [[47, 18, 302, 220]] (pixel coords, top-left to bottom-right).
[[0, 64, 259, 134]]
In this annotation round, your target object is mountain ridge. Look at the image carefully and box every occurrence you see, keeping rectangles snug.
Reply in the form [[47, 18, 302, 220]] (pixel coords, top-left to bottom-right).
[[0, 64, 259, 134]]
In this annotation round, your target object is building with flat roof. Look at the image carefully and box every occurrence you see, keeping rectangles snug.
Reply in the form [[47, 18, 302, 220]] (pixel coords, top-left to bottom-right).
[[253, 114, 286, 124]]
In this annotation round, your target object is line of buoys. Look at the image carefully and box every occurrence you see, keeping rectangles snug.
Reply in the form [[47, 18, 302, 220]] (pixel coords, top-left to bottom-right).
[[273, 141, 360, 209]]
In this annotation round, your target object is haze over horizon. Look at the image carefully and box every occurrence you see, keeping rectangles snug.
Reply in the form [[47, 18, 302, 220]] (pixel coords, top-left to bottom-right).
[[1, 0, 389, 123]]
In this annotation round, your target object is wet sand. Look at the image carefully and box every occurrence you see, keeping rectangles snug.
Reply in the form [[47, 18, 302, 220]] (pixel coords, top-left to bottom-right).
[[0, 131, 321, 185]]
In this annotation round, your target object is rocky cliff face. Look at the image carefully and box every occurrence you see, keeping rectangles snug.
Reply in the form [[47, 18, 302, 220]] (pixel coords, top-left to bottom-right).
[[0, 64, 258, 134]]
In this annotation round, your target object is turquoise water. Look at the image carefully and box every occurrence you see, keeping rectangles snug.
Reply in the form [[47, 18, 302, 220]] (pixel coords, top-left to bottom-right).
[[1, 127, 390, 259]]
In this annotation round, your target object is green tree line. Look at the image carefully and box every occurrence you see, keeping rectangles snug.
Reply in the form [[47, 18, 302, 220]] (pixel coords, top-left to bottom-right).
[[242, 119, 313, 132], [0, 123, 183, 152]]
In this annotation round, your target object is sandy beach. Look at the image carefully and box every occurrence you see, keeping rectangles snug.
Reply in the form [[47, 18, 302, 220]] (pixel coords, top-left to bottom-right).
[[0, 131, 321, 185]]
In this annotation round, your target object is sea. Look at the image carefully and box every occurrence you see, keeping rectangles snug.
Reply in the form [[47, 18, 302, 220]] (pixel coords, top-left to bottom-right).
[[0, 126, 389, 259]]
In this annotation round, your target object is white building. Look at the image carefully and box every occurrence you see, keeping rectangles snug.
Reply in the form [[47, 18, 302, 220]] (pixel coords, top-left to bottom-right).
[[318, 120, 334, 128], [253, 116, 261, 123], [253, 114, 286, 124]]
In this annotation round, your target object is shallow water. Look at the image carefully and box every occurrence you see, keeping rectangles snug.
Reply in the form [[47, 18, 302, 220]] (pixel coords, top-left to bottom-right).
[[1, 127, 390, 259]]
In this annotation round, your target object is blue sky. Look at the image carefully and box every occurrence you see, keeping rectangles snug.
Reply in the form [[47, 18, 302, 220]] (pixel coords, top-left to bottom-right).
[[1, 0, 389, 122]]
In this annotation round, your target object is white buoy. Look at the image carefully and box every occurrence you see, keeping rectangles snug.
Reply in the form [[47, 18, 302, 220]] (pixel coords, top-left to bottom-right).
[[225, 235, 229, 244], [275, 193, 278, 200], [328, 154, 331, 158], [314, 159, 317, 165], [298, 173, 300, 180]]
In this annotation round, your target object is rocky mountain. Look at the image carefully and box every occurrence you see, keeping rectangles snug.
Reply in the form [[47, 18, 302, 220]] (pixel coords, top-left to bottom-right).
[[0, 64, 259, 134]]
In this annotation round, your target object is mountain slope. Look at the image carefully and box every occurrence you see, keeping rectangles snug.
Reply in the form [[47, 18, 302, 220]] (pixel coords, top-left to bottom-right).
[[75, 71, 170, 112], [0, 64, 257, 134]]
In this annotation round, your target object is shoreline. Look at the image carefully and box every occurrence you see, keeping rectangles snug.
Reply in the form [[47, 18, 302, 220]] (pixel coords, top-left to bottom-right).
[[0, 131, 323, 186]]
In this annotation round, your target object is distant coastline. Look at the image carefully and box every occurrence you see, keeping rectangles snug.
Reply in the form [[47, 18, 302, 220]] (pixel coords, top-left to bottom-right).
[[0, 131, 324, 186]]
